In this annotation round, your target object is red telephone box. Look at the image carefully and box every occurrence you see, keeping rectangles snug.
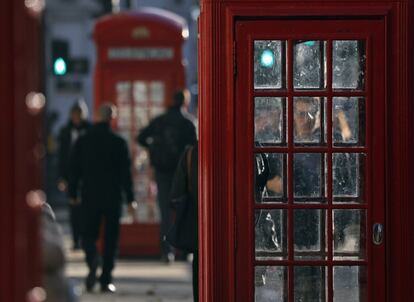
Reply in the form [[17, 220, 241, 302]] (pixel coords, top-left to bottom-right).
[[94, 8, 188, 257], [199, 0, 414, 301]]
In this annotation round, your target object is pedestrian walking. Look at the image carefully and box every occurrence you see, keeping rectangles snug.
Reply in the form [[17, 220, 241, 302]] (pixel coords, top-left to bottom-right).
[[137, 90, 197, 263], [57, 99, 90, 250], [69, 103, 138, 293]]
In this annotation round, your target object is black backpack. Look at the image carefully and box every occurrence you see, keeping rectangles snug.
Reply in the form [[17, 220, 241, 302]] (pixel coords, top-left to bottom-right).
[[148, 123, 185, 172]]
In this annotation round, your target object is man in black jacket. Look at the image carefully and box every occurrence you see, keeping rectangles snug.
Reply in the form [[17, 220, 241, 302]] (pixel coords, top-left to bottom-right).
[[57, 100, 90, 250], [137, 90, 197, 262], [69, 104, 137, 293]]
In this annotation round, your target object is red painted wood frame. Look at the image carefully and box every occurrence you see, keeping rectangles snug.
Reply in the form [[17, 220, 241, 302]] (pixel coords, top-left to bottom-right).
[[198, 1, 413, 301], [235, 19, 385, 301], [93, 11, 186, 256], [0, 1, 43, 301]]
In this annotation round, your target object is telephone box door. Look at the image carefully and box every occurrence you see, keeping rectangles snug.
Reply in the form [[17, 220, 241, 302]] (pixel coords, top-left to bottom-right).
[[235, 19, 385, 302]]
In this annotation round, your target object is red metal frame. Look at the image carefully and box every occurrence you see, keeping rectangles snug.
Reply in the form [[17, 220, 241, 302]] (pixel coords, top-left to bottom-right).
[[0, 1, 43, 301], [94, 10, 187, 257], [199, 1, 414, 301], [235, 19, 385, 301]]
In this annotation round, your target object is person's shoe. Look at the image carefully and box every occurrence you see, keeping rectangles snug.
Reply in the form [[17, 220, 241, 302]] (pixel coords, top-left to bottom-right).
[[160, 252, 175, 264], [85, 272, 97, 292], [101, 283, 116, 294]]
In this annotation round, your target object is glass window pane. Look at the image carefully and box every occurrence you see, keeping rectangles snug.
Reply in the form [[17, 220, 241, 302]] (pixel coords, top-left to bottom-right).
[[294, 210, 327, 260], [134, 108, 149, 130], [255, 153, 286, 203], [255, 266, 288, 302], [294, 97, 326, 145], [117, 104, 131, 129], [334, 266, 367, 302], [254, 40, 286, 90], [116, 81, 131, 104], [333, 153, 363, 200], [133, 81, 148, 103], [294, 153, 325, 200], [333, 97, 365, 146], [255, 210, 287, 260], [333, 40, 366, 90], [294, 40, 327, 90], [149, 81, 165, 105], [294, 266, 327, 302], [333, 210, 366, 260], [255, 97, 285, 146]]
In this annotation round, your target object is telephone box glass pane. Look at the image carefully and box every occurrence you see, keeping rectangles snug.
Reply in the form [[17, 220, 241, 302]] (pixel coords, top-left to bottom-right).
[[133, 81, 148, 103], [255, 209, 287, 260], [294, 40, 327, 90], [294, 153, 326, 200], [254, 40, 286, 90], [117, 105, 131, 129], [333, 97, 365, 146], [333, 153, 363, 199], [255, 266, 288, 302], [333, 41, 366, 90], [134, 108, 149, 129], [294, 209, 327, 260], [333, 266, 367, 302], [294, 97, 326, 145], [255, 97, 285, 146], [255, 153, 286, 203], [333, 210, 366, 260], [150, 107, 165, 118], [294, 266, 327, 302], [116, 81, 131, 104], [149, 81, 165, 105]]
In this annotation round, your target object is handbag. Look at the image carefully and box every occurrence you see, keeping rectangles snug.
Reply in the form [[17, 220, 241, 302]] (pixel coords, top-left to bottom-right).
[[165, 146, 196, 252]]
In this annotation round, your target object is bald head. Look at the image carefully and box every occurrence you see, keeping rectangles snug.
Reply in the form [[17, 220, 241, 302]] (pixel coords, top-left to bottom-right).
[[98, 103, 117, 123]]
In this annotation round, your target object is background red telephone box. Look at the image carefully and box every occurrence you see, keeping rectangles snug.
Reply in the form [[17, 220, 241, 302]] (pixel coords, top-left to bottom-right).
[[94, 8, 188, 257], [198, 0, 414, 301]]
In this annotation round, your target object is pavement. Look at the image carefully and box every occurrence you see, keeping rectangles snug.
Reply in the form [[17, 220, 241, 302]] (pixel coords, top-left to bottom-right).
[[57, 208, 194, 302]]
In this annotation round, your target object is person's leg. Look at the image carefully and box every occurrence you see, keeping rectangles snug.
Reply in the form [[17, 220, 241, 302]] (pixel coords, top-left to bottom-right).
[[155, 171, 174, 260], [192, 251, 199, 302], [100, 206, 121, 286], [81, 205, 102, 291], [69, 203, 82, 249]]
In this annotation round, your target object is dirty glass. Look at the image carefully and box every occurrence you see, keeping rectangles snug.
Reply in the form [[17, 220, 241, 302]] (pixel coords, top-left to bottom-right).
[[255, 266, 288, 302], [294, 266, 327, 302], [294, 209, 327, 260], [255, 97, 285, 146], [333, 153, 362, 199], [254, 40, 286, 90], [294, 153, 325, 200], [294, 40, 327, 90], [294, 97, 325, 145], [149, 81, 165, 105], [255, 153, 286, 203], [255, 210, 287, 260], [333, 40, 365, 90], [333, 266, 367, 302], [333, 210, 366, 260], [133, 80, 148, 103], [333, 97, 364, 145]]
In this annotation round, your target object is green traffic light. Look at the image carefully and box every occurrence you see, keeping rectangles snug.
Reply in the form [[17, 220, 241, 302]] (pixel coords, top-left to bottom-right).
[[54, 57, 67, 75], [260, 49, 275, 68]]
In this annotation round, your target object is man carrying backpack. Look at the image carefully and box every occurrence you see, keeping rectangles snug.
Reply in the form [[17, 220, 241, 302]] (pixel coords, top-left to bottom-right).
[[137, 90, 197, 262]]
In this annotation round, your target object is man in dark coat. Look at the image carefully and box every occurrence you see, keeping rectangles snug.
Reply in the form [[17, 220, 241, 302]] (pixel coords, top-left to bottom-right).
[[69, 104, 138, 293], [57, 99, 90, 250], [137, 90, 197, 262]]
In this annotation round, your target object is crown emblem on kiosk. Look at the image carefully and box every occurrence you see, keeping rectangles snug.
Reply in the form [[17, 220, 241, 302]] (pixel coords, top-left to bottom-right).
[[132, 27, 150, 39]]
